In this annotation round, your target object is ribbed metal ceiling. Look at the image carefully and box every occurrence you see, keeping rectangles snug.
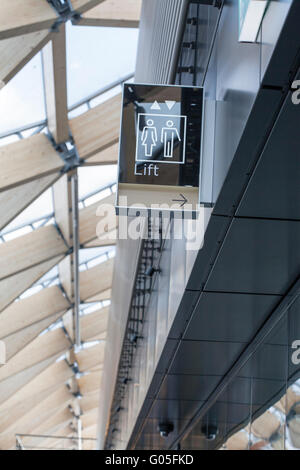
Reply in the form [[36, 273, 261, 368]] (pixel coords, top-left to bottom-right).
[[135, 0, 189, 84]]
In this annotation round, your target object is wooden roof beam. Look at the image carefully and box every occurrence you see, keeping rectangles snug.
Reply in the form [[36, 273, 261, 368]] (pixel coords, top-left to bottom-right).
[[0, 254, 65, 314], [82, 142, 118, 166], [0, 173, 61, 232], [80, 257, 114, 301], [74, 342, 105, 373], [79, 193, 117, 246], [0, 355, 64, 410], [0, 0, 57, 39], [0, 225, 69, 282], [42, 24, 69, 145], [0, 385, 73, 438], [10, 407, 74, 450], [0, 286, 70, 339], [0, 1, 57, 40], [80, 307, 109, 342], [78, 371, 102, 396], [80, 390, 100, 414], [76, 0, 142, 28], [69, 93, 122, 160], [83, 288, 111, 303], [0, 31, 52, 89], [1, 311, 66, 363], [81, 409, 98, 430], [71, 0, 106, 15], [0, 329, 71, 385], [0, 1, 106, 40], [0, 360, 74, 418], [0, 286, 70, 361], [0, 134, 64, 193]]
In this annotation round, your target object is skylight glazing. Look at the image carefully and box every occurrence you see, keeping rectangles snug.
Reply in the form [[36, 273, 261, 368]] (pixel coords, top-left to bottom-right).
[[66, 23, 139, 107], [0, 53, 46, 135]]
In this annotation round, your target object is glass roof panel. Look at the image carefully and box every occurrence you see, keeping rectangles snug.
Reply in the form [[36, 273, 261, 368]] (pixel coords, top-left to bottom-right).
[[0, 53, 46, 135], [78, 165, 117, 200], [66, 23, 139, 107], [1, 189, 53, 235]]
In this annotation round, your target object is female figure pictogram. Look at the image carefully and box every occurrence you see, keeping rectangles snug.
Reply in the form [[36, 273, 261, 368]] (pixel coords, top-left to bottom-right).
[[141, 119, 158, 157]]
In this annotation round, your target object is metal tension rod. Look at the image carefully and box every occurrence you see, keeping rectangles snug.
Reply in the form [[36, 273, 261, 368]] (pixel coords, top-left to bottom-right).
[[71, 171, 81, 349]]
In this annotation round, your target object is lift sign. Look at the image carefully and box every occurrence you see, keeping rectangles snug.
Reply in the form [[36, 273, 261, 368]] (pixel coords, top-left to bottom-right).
[[116, 83, 204, 215]]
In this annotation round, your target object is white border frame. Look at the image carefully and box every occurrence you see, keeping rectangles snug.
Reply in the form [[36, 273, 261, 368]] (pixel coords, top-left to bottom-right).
[[135, 113, 187, 165]]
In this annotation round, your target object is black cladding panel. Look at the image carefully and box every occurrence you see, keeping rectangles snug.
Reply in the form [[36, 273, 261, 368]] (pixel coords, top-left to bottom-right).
[[169, 340, 247, 377], [237, 85, 300, 220], [205, 218, 300, 295], [182, 292, 281, 343]]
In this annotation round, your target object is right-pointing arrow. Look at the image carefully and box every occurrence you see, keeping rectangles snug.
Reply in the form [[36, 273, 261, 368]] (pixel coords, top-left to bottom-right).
[[172, 194, 188, 207]]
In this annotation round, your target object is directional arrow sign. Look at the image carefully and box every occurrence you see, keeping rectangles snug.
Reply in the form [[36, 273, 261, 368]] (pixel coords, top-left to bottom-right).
[[172, 194, 188, 207], [165, 100, 176, 110]]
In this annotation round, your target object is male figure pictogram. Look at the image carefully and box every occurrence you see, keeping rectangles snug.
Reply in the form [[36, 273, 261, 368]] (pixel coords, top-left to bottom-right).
[[161, 120, 181, 159]]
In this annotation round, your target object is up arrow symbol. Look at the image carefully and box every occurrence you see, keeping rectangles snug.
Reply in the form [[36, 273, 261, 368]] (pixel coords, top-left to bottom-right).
[[151, 101, 161, 110]]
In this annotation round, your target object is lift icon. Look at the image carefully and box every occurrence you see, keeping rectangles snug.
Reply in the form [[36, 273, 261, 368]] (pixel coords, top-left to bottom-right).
[[136, 113, 187, 165]]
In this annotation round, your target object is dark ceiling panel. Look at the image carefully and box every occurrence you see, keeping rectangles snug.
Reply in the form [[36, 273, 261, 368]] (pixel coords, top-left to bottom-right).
[[261, 1, 300, 88], [147, 373, 164, 400], [168, 290, 200, 340], [215, 375, 286, 407], [186, 214, 231, 292], [237, 88, 300, 220], [203, 401, 258, 427], [155, 339, 179, 375], [238, 343, 288, 382], [148, 399, 205, 423], [182, 292, 281, 343], [169, 340, 247, 376], [205, 217, 300, 295], [288, 295, 300, 342], [158, 374, 222, 402], [212, 88, 283, 217]]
